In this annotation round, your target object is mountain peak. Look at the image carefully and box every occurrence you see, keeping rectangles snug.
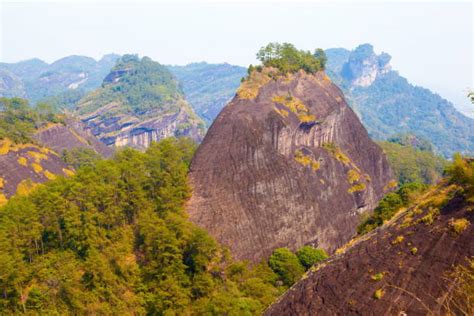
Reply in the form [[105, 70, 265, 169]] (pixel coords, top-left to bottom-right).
[[341, 43, 391, 87], [188, 61, 392, 262]]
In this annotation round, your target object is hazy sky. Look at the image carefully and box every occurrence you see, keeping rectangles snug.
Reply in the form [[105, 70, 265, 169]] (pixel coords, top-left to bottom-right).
[[0, 0, 472, 114]]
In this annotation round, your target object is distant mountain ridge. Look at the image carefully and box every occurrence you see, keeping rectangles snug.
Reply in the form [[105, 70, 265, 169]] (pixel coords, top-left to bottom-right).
[[168, 62, 247, 125], [0, 54, 120, 104], [325, 44, 474, 157]]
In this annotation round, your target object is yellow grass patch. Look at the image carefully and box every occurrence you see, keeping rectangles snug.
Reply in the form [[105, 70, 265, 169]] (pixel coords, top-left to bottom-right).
[[31, 163, 43, 173], [17, 156, 28, 167], [62, 168, 75, 177], [44, 170, 57, 180], [16, 179, 39, 196]]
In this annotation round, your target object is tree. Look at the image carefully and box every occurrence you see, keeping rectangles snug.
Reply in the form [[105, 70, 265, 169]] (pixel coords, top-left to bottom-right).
[[268, 248, 305, 286], [296, 246, 328, 269]]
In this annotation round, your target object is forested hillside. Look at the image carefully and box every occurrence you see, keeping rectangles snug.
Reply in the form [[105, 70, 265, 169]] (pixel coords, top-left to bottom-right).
[[0, 137, 330, 314], [325, 44, 474, 157], [76, 55, 205, 148]]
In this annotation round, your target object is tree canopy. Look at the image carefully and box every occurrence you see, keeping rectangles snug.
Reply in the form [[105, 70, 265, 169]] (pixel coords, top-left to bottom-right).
[[0, 138, 287, 314], [256, 43, 327, 74]]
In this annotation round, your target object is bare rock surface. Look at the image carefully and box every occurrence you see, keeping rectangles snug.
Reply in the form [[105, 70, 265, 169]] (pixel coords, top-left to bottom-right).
[[265, 182, 473, 315], [187, 69, 392, 262]]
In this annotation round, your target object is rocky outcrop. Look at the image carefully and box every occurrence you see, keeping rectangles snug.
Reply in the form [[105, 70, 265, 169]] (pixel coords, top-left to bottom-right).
[[341, 44, 391, 87], [0, 139, 73, 203], [34, 118, 113, 157], [76, 55, 205, 149], [265, 182, 473, 315], [187, 68, 392, 262]]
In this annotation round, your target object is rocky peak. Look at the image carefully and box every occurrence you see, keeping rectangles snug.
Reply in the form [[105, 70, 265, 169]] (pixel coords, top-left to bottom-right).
[[187, 67, 392, 262], [341, 44, 391, 87]]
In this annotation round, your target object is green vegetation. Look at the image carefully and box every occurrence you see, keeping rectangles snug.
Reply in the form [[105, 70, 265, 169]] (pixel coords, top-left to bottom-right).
[[371, 273, 384, 281], [61, 147, 102, 169], [295, 246, 328, 270], [379, 138, 448, 185], [325, 45, 474, 158], [358, 182, 427, 234], [268, 246, 327, 286], [446, 153, 474, 202], [77, 55, 182, 116], [0, 138, 284, 314], [268, 248, 304, 286], [0, 97, 61, 144], [373, 289, 384, 300], [256, 43, 327, 74]]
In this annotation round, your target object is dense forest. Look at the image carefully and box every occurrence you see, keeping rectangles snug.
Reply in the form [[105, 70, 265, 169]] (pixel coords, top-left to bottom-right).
[[0, 138, 327, 314]]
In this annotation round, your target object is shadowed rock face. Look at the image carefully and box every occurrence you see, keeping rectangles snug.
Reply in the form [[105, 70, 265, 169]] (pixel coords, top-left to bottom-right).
[[187, 69, 392, 262], [34, 118, 113, 157], [264, 183, 473, 315]]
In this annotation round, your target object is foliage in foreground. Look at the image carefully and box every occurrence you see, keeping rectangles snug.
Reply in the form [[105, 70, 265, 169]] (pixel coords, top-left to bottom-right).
[[269, 246, 328, 286], [0, 138, 285, 315]]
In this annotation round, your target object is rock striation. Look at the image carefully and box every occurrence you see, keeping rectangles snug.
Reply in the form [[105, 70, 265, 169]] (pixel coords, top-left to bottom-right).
[[187, 68, 393, 262], [265, 181, 473, 315]]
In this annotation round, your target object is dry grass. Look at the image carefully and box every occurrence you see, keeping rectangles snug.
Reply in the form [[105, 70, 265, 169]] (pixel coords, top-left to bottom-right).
[[348, 183, 366, 193], [17, 156, 28, 167], [449, 218, 470, 235], [237, 69, 272, 99]]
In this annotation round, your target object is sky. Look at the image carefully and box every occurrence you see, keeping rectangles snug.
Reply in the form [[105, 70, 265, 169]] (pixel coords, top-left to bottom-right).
[[0, 0, 473, 115]]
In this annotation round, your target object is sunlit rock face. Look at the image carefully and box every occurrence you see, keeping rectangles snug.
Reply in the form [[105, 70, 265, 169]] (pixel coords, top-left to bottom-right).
[[341, 44, 391, 87], [187, 68, 393, 262]]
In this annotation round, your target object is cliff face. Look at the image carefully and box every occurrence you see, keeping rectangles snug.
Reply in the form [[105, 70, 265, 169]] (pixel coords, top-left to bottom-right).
[[0, 139, 72, 203], [75, 55, 204, 149], [34, 118, 113, 157], [187, 69, 392, 262], [265, 181, 473, 315]]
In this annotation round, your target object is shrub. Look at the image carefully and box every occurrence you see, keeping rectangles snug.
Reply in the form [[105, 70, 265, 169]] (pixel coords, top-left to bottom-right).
[[373, 289, 385, 300], [449, 218, 470, 234], [296, 246, 328, 269], [268, 248, 305, 286], [371, 273, 384, 281]]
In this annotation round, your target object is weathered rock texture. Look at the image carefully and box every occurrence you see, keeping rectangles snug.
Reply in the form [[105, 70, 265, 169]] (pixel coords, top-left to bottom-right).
[[0, 140, 72, 202], [34, 118, 113, 157], [187, 69, 392, 262], [265, 182, 473, 315]]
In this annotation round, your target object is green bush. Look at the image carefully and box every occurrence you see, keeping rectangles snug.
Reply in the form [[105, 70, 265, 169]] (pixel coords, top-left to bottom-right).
[[358, 182, 427, 234], [296, 246, 328, 269], [268, 248, 305, 286]]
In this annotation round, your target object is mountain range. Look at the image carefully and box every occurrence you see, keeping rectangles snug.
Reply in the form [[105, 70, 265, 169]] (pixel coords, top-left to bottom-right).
[[1, 45, 472, 158], [0, 43, 472, 314]]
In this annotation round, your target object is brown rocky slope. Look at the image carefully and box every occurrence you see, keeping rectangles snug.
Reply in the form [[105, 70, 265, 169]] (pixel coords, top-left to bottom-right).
[[187, 68, 393, 262], [265, 178, 473, 315], [34, 118, 113, 157], [0, 139, 73, 204]]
